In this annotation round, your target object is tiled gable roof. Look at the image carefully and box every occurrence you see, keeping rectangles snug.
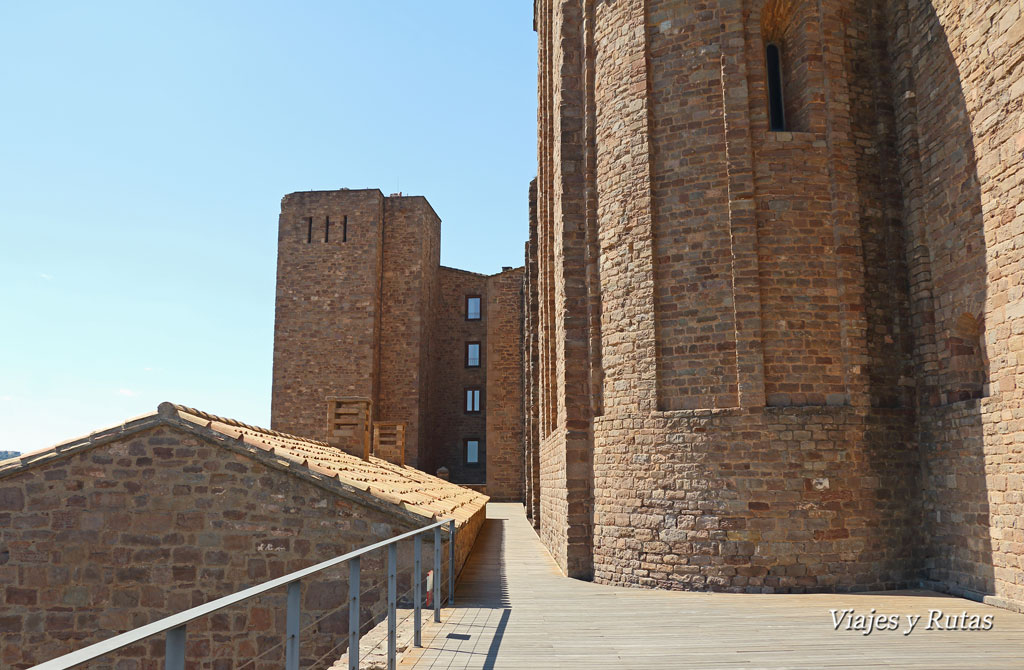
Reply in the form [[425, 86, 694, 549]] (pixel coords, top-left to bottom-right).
[[0, 402, 487, 526]]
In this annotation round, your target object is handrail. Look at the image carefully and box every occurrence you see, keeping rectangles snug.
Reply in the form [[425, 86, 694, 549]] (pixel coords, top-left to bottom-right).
[[31, 518, 456, 670]]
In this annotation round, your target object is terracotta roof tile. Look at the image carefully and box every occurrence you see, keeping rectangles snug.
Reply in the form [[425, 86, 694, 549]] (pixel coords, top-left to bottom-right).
[[0, 403, 488, 528], [169, 404, 487, 525]]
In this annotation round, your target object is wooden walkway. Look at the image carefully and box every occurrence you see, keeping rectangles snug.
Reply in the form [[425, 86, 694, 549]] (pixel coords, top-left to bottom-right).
[[400, 503, 1024, 669]]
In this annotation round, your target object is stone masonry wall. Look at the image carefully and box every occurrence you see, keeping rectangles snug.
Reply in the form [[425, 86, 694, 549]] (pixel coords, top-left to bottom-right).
[[427, 268, 488, 485], [534, 0, 598, 579], [888, 0, 1024, 609], [0, 427, 478, 669], [486, 269, 525, 502], [272, 190, 384, 441], [532, 0, 938, 592], [529, 0, 1023, 606], [593, 406, 918, 591], [380, 196, 441, 468]]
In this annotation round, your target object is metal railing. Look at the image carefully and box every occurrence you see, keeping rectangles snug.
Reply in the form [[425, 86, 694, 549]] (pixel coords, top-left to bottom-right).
[[31, 519, 457, 670]]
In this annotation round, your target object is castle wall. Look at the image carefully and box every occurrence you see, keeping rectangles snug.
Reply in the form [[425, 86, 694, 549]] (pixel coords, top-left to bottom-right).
[[0, 427, 479, 668], [272, 190, 384, 441]]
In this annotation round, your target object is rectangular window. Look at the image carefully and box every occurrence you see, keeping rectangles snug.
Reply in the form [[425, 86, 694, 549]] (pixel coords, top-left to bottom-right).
[[343, 215, 348, 242], [465, 388, 481, 413], [466, 342, 480, 367], [466, 296, 481, 320], [305, 217, 313, 243], [464, 439, 480, 466]]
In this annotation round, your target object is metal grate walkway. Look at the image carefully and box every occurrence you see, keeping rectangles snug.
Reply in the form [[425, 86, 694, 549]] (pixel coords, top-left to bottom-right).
[[400, 503, 1024, 669]]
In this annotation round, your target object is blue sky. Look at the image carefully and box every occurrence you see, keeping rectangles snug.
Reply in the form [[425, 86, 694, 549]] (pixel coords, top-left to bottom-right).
[[0, 2, 537, 453]]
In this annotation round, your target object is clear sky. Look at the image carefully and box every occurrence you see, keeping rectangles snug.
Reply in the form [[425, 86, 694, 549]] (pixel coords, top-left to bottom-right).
[[0, 2, 537, 454]]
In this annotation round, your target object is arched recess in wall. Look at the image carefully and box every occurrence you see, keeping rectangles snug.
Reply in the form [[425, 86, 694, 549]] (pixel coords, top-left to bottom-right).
[[948, 311, 988, 402], [759, 0, 825, 133]]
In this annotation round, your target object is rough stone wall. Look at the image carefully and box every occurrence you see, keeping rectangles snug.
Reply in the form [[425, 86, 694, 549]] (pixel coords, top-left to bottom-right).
[[0, 427, 478, 669], [427, 268, 488, 485], [593, 407, 918, 591], [748, 0, 869, 410], [485, 269, 525, 502], [648, 0, 740, 410], [419, 199, 442, 473], [886, 0, 1024, 609], [534, 0, 597, 579], [272, 189, 384, 441], [524, 180, 541, 525], [529, 0, 965, 593], [380, 196, 441, 468]]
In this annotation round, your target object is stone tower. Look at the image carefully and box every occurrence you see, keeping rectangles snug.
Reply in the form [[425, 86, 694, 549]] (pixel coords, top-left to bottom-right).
[[272, 189, 525, 501], [271, 189, 440, 468]]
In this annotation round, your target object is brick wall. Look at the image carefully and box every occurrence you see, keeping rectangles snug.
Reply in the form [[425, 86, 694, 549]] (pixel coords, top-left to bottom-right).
[[0, 427, 480, 668]]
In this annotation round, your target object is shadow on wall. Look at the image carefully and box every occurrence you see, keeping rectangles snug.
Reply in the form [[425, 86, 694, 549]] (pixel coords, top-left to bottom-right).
[[882, 0, 993, 598]]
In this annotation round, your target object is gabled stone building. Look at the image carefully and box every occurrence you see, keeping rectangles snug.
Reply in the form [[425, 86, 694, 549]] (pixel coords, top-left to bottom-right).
[[0, 402, 486, 668], [523, 0, 1024, 612]]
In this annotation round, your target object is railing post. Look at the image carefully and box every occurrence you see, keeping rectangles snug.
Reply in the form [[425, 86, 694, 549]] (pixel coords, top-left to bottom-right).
[[286, 580, 300, 670], [414, 534, 422, 647], [388, 543, 397, 670], [449, 519, 456, 606], [165, 625, 186, 670], [349, 557, 360, 670], [433, 526, 441, 623]]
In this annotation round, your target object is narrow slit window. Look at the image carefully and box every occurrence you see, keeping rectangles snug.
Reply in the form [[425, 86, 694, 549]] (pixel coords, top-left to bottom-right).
[[325, 216, 331, 243], [766, 43, 786, 131], [343, 215, 348, 242], [466, 342, 480, 368], [466, 296, 481, 320], [305, 217, 313, 243], [464, 439, 480, 466], [465, 388, 481, 413]]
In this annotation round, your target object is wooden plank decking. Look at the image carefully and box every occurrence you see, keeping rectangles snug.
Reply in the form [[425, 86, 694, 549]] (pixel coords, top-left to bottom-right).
[[400, 503, 1024, 669]]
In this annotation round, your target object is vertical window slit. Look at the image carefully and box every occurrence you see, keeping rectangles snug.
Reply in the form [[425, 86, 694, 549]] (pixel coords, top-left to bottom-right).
[[325, 216, 331, 243], [305, 217, 313, 243], [766, 43, 786, 131], [343, 215, 348, 242]]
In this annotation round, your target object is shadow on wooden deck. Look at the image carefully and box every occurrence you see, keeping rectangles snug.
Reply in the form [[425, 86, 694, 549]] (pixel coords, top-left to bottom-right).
[[399, 503, 1024, 670]]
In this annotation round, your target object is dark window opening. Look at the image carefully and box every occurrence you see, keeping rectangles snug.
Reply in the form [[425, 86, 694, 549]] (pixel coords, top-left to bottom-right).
[[466, 342, 480, 368], [766, 43, 786, 131], [465, 388, 481, 413], [305, 217, 313, 243], [466, 296, 481, 320], [464, 439, 481, 466], [325, 217, 331, 243], [343, 215, 348, 242]]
